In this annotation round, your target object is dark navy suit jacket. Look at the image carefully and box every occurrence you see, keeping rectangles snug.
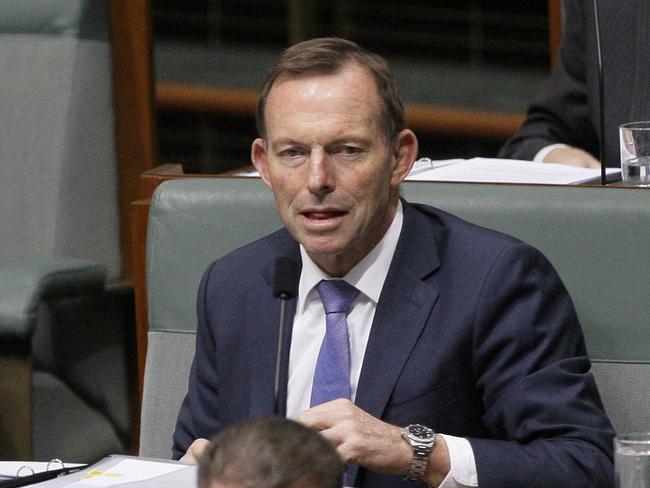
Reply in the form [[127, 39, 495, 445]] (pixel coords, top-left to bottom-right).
[[173, 200, 614, 487], [499, 0, 650, 167]]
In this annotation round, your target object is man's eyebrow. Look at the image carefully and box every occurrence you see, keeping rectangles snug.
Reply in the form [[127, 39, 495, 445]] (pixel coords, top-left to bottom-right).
[[269, 136, 373, 148], [326, 137, 372, 147], [271, 138, 305, 147]]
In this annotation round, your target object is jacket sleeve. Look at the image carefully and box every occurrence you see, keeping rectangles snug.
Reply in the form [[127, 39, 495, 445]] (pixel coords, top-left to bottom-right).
[[467, 242, 614, 488], [498, 0, 599, 161]]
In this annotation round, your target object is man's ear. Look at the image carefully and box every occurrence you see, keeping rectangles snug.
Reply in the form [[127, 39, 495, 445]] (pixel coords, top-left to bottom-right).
[[251, 138, 272, 188], [390, 129, 418, 186]]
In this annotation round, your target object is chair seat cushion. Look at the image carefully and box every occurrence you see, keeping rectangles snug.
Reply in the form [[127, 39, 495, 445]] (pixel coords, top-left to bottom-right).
[[32, 370, 124, 463]]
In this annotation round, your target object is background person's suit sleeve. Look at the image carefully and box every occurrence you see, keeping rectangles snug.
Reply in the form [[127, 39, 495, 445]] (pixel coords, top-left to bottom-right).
[[498, 0, 599, 162]]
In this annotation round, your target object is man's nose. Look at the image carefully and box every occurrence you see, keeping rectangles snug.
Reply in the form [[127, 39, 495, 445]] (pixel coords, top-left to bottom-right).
[[306, 149, 334, 194]]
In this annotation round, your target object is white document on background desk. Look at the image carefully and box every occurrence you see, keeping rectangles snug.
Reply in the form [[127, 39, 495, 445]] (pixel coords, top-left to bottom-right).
[[405, 157, 620, 184], [28, 456, 195, 487], [64, 459, 187, 487], [234, 157, 619, 185]]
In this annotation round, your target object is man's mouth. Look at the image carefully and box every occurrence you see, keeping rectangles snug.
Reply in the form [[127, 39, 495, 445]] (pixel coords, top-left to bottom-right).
[[303, 210, 347, 220]]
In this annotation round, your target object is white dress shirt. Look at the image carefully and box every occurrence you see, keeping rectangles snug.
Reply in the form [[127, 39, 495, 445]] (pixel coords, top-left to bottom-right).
[[286, 201, 478, 487]]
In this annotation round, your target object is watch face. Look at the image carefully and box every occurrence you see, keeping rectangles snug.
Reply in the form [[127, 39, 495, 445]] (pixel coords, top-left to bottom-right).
[[407, 424, 434, 441]]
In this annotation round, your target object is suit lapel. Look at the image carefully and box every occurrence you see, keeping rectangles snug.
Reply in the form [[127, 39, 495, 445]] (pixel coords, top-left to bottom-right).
[[355, 202, 442, 420], [248, 232, 301, 418], [246, 203, 443, 421]]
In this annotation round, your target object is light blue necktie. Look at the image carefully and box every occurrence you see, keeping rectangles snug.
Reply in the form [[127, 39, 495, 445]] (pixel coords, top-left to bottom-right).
[[311, 280, 360, 487], [310, 279, 359, 407]]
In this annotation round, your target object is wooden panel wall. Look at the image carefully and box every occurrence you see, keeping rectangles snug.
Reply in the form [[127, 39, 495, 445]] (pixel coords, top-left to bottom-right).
[[548, 0, 564, 68], [110, 0, 157, 281]]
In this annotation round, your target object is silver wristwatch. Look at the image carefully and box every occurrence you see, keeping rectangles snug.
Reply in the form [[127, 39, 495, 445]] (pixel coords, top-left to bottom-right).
[[401, 424, 436, 481]]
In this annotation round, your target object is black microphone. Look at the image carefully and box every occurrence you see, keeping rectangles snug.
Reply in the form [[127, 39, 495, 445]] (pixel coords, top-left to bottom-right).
[[272, 257, 300, 416], [273, 256, 300, 299], [592, 0, 607, 184]]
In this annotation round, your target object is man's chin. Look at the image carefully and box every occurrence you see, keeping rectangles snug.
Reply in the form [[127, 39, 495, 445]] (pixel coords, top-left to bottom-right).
[[302, 243, 345, 260], [301, 239, 348, 263], [302, 236, 373, 275]]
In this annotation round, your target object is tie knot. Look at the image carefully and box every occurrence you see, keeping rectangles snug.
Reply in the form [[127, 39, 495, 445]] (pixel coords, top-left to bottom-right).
[[316, 280, 359, 314]]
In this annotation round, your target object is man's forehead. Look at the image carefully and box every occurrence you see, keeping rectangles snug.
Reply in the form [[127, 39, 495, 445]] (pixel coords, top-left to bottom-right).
[[268, 61, 379, 101], [263, 111, 383, 146], [269, 71, 376, 112]]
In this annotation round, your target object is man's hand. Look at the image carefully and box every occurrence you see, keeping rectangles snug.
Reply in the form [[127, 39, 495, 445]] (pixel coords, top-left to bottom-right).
[[296, 399, 450, 486], [543, 147, 601, 168], [180, 438, 210, 463]]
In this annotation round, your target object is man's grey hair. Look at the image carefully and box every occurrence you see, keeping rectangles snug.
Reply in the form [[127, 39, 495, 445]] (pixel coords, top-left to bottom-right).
[[198, 417, 345, 488], [256, 37, 406, 145]]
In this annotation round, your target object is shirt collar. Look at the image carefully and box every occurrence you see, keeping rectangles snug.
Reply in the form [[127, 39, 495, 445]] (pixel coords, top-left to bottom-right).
[[297, 200, 404, 312]]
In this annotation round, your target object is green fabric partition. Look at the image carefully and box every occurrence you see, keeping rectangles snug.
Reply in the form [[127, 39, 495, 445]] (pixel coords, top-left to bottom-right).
[[147, 178, 650, 363]]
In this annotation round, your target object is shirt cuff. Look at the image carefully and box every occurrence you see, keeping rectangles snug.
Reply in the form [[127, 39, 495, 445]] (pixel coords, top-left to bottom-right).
[[437, 434, 478, 488], [533, 143, 570, 162]]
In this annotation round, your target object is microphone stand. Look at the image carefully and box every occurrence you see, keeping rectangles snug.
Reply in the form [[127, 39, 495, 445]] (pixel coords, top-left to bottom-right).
[[274, 292, 289, 416], [593, 0, 607, 185], [271, 256, 300, 416]]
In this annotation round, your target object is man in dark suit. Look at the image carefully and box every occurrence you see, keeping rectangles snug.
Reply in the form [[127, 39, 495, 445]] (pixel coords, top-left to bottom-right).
[[499, 0, 650, 168], [174, 37, 614, 487]]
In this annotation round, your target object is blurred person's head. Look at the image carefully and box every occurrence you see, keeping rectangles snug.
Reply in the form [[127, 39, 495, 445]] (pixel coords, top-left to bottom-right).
[[198, 417, 345, 488]]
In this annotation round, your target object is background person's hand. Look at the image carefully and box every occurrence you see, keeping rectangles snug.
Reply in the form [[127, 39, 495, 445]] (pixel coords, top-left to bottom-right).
[[543, 147, 601, 168]]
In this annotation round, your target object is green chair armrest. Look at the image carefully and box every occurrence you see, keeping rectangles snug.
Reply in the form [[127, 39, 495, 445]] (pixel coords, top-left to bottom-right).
[[0, 258, 106, 341]]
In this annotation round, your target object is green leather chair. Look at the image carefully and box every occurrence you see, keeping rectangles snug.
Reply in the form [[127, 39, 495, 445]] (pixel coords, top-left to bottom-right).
[[140, 177, 650, 458], [0, 260, 133, 461], [0, 1, 133, 461]]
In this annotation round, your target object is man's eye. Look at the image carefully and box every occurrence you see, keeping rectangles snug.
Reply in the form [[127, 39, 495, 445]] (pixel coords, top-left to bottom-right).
[[338, 145, 361, 155], [280, 148, 301, 158]]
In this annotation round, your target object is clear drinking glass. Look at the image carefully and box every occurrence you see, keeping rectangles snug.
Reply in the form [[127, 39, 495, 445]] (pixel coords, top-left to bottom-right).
[[615, 433, 650, 488], [620, 121, 650, 186]]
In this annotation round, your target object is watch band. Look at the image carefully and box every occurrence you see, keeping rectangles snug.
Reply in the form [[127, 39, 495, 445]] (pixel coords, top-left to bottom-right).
[[407, 442, 431, 480], [401, 424, 436, 481]]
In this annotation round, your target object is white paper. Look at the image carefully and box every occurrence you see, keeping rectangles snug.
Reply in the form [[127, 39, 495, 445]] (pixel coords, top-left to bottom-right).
[[405, 157, 620, 184], [235, 168, 260, 177], [233, 157, 619, 185], [65, 459, 188, 487]]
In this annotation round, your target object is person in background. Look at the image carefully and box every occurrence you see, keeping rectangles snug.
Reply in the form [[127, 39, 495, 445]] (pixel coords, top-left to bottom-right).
[[197, 417, 344, 488], [499, 0, 649, 168], [175, 37, 614, 487]]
